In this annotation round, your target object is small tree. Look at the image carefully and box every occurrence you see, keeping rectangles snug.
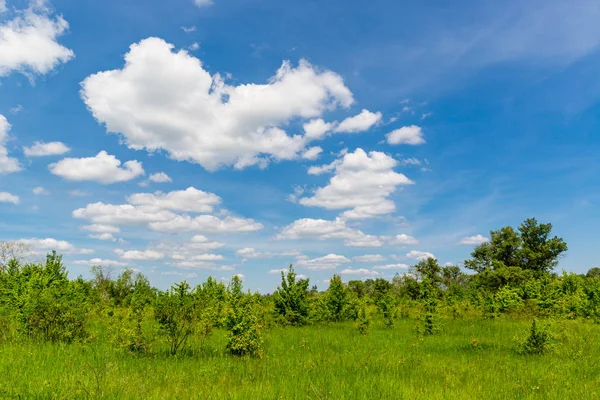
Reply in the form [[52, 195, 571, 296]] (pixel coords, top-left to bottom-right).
[[326, 275, 348, 322], [273, 265, 310, 326], [226, 276, 263, 356], [355, 303, 370, 335], [520, 319, 551, 355], [154, 281, 198, 355], [378, 292, 397, 328]]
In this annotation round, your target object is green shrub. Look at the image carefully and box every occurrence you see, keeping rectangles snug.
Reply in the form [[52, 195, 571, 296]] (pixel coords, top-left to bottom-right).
[[519, 319, 551, 355], [226, 276, 263, 357], [355, 304, 370, 335], [273, 265, 310, 326]]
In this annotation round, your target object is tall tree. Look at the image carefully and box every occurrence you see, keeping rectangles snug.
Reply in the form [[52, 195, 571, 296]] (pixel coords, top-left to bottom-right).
[[273, 265, 310, 326]]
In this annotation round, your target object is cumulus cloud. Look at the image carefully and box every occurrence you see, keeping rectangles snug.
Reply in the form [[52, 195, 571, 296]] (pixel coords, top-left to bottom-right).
[[49, 151, 144, 183], [88, 233, 116, 242], [339, 268, 380, 276], [390, 234, 418, 245], [302, 146, 322, 160], [277, 217, 385, 247], [303, 118, 335, 140], [0, 1, 74, 78], [127, 187, 220, 213], [386, 125, 425, 145], [73, 258, 127, 267], [18, 238, 93, 254], [296, 253, 350, 270], [148, 215, 263, 233], [81, 37, 356, 171], [0, 191, 19, 204], [32, 186, 49, 195], [459, 235, 490, 245], [116, 249, 165, 261], [353, 254, 387, 262], [148, 172, 172, 183], [82, 224, 120, 233], [0, 115, 21, 174], [334, 109, 382, 133], [372, 263, 410, 270], [23, 141, 70, 157], [298, 148, 413, 219], [406, 250, 436, 261]]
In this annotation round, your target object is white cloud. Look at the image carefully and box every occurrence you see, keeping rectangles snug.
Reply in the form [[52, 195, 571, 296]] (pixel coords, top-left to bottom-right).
[[398, 157, 421, 166], [340, 268, 380, 276], [9, 104, 23, 115], [18, 238, 93, 255], [32, 186, 49, 195], [73, 202, 177, 226], [297, 253, 350, 271], [353, 254, 387, 262], [390, 234, 418, 245], [406, 250, 436, 261], [269, 268, 288, 274], [82, 224, 120, 234], [181, 26, 196, 33], [235, 247, 301, 260], [49, 151, 144, 184], [88, 233, 116, 242], [194, 0, 213, 7], [234, 273, 245, 279], [459, 234, 490, 245], [81, 37, 354, 171], [148, 172, 172, 183], [23, 141, 70, 157], [303, 118, 335, 140], [188, 42, 200, 51], [0, 2, 74, 78], [277, 217, 385, 247], [0, 115, 21, 174], [73, 258, 128, 267], [149, 214, 263, 233], [334, 109, 382, 133], [302, 146, 322, 160], [0, 191, 19, 204], [127, 187, 219, 213], [299, 148, 413, 219], [386, 125, 425, 145], [0, 1, 6, 13], [117, 249, 165, 261], [372, 263, 410, 270]]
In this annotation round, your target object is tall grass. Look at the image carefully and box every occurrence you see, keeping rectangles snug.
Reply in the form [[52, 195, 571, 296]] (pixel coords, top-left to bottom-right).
[[1, 318, 598, 399]]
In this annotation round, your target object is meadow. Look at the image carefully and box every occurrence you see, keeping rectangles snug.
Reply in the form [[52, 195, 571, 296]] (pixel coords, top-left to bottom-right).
[[2, 318, 599, 399]]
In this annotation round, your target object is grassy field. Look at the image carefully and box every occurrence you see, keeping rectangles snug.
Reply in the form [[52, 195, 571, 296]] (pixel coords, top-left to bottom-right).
[[1, 318, 599, 399]]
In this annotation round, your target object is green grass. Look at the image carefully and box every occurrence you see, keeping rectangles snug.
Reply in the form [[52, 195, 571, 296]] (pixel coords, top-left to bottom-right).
[[1, 318, 599, 399]]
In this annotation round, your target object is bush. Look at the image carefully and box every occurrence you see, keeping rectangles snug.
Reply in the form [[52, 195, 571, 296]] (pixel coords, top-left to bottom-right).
[[519, 319, 551, 355], [273, 265, 310, 326], [378, 292, 397, 328], [355, 304, 370, 335], [226, 276, 263, 357]]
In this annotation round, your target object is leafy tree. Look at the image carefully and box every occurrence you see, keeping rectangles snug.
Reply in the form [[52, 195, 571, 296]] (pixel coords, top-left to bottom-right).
[[226, 276, 263, 356], [154, 281, 199, 355], [378, 292, 397, 328], [355, 303, 370, 335], [587, 267, 600, 279], [325, 275, 348, 322], [0, 241, 30, 272], [273, 265, 310, 326], [518, 218, 568, 274]]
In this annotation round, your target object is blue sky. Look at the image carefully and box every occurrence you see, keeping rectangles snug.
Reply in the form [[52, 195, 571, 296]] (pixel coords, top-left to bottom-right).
[[1, 0, 599, 291]]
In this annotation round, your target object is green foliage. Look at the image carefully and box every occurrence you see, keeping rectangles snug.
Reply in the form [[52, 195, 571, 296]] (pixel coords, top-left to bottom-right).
[[324, 275, 348, 322], [225, 276, 263, 356], [378, 292, 397, 328], [154, 281, 202, 355], [519, 319, 552, 355], [273, 265, 310, 326], [355, 304, 370, 335]]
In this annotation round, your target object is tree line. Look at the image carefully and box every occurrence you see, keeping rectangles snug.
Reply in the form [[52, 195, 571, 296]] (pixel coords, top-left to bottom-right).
[[1, 218, 598, 356]]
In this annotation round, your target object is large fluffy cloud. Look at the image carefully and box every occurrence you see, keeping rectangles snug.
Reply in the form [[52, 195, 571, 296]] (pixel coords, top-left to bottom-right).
[[127, 187, 220, 213], [299, 148, 413, 219], [49, 151, 144, 183], [0, 1, 74, 77], [80, 37, 359, 171], [0, 115, 21, 174], [386, 125, 425, 145]]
